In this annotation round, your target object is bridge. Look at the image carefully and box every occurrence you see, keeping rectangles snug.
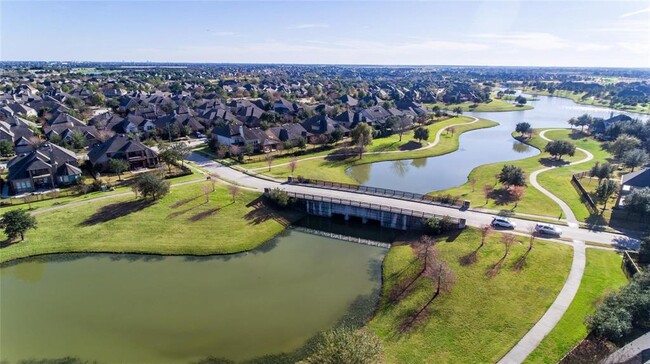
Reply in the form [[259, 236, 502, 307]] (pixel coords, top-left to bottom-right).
[[270, 189, 466, 230]]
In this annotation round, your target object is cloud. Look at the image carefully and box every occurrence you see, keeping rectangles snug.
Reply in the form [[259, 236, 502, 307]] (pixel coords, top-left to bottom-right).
[[576, 43, 612, 52], [286, 23, 329, 30], [619, 7, 650, 18], [212, 31, 236, 37], [618, 41, 650, 55], [473, 32, 570, 50]]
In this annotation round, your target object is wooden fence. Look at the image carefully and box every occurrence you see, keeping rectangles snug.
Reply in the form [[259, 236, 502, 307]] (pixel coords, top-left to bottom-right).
[[571, 172, 597, 214]]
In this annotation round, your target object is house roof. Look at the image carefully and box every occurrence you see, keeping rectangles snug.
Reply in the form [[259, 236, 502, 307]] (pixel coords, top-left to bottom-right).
[[621, 168, 650, 188], [87, 134, 158, 165], [7, 143, 78, 181]]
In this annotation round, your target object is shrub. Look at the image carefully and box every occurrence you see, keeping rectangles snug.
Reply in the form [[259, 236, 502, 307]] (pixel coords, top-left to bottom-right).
[[267, 188, 293, 209], [135, 172, 170, 200], [424, 215, 456, 235], [300, 328, 383, 364]]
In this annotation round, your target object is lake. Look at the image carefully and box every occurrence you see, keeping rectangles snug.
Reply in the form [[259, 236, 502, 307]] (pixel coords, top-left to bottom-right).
[[0, 230, 386, 363], [346, 95, 649, 193]]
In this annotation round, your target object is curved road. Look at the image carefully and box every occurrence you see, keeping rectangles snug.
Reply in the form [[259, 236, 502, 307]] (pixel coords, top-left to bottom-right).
[[251, 116, 480, 171]]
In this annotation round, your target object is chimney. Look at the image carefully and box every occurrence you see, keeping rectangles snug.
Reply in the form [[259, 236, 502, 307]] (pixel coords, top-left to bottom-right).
[[239, 125, 245, 138]]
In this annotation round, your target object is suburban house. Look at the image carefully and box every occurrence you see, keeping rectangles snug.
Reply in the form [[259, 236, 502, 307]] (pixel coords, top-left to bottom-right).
[[301, 115, 349, 137], [268, 123, 312, 146], [616, 168, 650, 207], [591, 114, 633, 135], [87, 134, 159, 171], [359, 105, 392, 126], [0, 102, 37, 118], [212, 124, 281, 152], [6, 143, 81, 195]]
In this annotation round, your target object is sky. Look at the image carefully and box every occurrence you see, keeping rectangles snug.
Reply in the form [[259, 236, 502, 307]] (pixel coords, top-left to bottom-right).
[[1, 0, 649, 67]]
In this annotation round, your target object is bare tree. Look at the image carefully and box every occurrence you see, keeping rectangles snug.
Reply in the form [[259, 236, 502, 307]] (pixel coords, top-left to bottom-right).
[[265, 154, 274, 172], [208, 173, 218, 191], [202, 184, 211, 203], [480, 224, 493, 248], [510, 186, 526, 208], [228, 184, 241, 203], [471, 178, 477, 192], [483, 184, 494, 204], [488, 233, 517, 278], [288, 157, 298, 177]]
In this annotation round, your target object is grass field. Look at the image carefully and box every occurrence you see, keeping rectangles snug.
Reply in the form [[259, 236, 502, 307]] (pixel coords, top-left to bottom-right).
[[439, 129, 610, 220], [0, 182, 300, 264], [368, 228, 573, 363], [249, 117, 497, 183], [525, 249, 627, 364], [424, 99, 533, 112]]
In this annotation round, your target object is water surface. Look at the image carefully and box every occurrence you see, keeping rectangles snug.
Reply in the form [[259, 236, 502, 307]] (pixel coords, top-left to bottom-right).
[[0, 230, 385, 363]]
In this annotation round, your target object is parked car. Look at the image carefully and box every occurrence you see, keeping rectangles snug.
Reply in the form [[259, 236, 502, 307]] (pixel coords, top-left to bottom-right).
[[534, 223, 563, 236], [491, 217, 516, 229]]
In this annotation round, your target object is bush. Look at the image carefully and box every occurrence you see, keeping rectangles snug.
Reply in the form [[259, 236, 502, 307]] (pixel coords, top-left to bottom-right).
[[267, 188, 293, 209], [135, 172, 170, 200], [300, 328, 383, 364], [424, 215, 456, 235]]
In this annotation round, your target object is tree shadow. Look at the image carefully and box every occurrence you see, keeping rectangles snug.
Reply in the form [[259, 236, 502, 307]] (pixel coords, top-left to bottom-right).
[[488, 188, 515, 206], [243, 196, 292, 227], [398, 140, 421, 151], [324, 148, 357, 161], [539, 157, 571, 167], [512, 248, 532, 272], [187, 207, 221, 222], [169, 195, 201, 209], [167, 202, 206, 219], [79, 200, 154, 226], [1, 238, 17, 248], [584, 213, 607, 231]]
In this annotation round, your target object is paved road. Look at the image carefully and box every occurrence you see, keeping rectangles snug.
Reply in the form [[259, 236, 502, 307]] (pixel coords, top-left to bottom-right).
[[188, 152, 639, 249]]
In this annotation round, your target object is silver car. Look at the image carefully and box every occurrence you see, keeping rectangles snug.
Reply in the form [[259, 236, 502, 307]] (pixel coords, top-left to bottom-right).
[[491, 217, 517, 229], [534, 223, 562, 236]]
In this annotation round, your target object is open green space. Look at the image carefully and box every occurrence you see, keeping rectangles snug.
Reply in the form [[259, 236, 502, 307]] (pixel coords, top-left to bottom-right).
[[439, 129, 610, 220], [368, 228, 573, 363], [0, 182, 300, 264], [525, 249, 627, 364], [424, 99, 533, 112], [248, 117, 497, 183]]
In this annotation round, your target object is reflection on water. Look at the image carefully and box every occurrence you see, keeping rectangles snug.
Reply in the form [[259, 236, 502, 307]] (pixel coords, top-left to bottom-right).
[[0, 230, 385, 363], [347, 95, 648, 193], [391, 160, 410, 177], [512, 141, 531, 153]]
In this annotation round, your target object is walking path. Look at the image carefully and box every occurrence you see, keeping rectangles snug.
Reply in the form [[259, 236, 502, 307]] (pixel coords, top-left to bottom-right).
[[528, 129, 594, 228], [498, 240, 586, 364], [250, 116, 480, 171], [499, 129, 595, 363]]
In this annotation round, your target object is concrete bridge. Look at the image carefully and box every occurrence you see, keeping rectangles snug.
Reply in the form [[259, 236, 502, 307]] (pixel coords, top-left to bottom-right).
[[272, 189, 466, 231]]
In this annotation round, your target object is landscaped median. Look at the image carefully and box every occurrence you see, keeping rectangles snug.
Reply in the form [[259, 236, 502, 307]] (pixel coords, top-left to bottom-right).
[[524, 249, 627, 364], [367, 228, 572, 363], [0, 182, 301, 264], [244, 116, 497, 183]]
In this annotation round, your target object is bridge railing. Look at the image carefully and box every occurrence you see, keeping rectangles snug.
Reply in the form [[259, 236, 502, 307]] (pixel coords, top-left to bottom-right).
[[282, 190, 461, 224], [289, 177, 464, 207]]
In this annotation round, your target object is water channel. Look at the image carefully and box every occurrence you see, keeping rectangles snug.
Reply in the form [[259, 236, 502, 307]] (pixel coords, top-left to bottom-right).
[[346, 95, 649, 194], [0, 230, 386, 363]]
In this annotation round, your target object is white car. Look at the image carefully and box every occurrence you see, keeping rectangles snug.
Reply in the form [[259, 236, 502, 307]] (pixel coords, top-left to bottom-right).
[[491, 217, 517, 229], [534, 223, 563, 236]]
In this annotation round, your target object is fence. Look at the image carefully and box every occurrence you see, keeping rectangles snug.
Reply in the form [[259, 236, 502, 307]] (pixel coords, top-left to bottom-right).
[[290, 226, 391, 249], [290, 178, 464, 207], [571, 173, 597, 214], [622, 251, 641, 278], [273, 189, 464, 228]]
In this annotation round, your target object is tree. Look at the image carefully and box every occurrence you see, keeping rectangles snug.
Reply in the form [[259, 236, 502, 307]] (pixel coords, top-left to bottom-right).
[[589, 162, 615, 183], [498, 165, 526, 188], [544, 140, 576, 160], [482, 184, 494, 204], [228, 184, 240, 203], [393, 117, 408, 142], [515, 96, 527, 106], [2, 209, 37, 241], [624, 187, 650, 217], [515, 122, 532, 137], [265, 155, 274, 171], [479, 224, 493, 248], [622, 148, 649, 172], [413, 127, 430, 144], [638, 235, 650, 264], [330, 128, 344, 143], [301, 328, 383, 364], [267, 188, 292, 208], [170, 142, 192, 167], [595, 179, 619, 211], [296, 136, 307, 151], [0, 140, 14, 157], [202, 184, 211, 203], [159, 144, 181, 172], [510, 185, 526, 208], [501, 233, 517, 257], [135, 172, 170, 200], [350, 123, 373, 146], [107, 158, 129, 181], [573, 114, 593, 132], [288, 157, 298, 177], [452, 106, 463, 115], [68, 130, 87, 150], [611, 134, 642, 159]]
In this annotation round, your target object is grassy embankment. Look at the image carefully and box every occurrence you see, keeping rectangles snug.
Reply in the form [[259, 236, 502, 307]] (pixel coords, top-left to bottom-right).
[[520, 87, 650, 115], [525, 249, 627, 363], [0, 181, 300, 264], [368, 228, 572, 363], [246, 116, 497, 183], [438, 129, 611, 221], [424, 99, 533, 112]]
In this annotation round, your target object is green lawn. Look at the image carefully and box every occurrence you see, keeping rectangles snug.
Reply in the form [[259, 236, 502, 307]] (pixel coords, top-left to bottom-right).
[[368, 228, 573, 363], [251, 117, 497, 183], [0, 182, 300, 264], [439, 129, 611, 220], [424, 99, 533, 112], [525, 249, 627, 364]]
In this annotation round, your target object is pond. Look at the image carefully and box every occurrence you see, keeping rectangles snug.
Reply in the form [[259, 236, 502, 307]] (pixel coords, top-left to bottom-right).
[[0, 230, 386, 363], [346, 95, 649, 194]]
